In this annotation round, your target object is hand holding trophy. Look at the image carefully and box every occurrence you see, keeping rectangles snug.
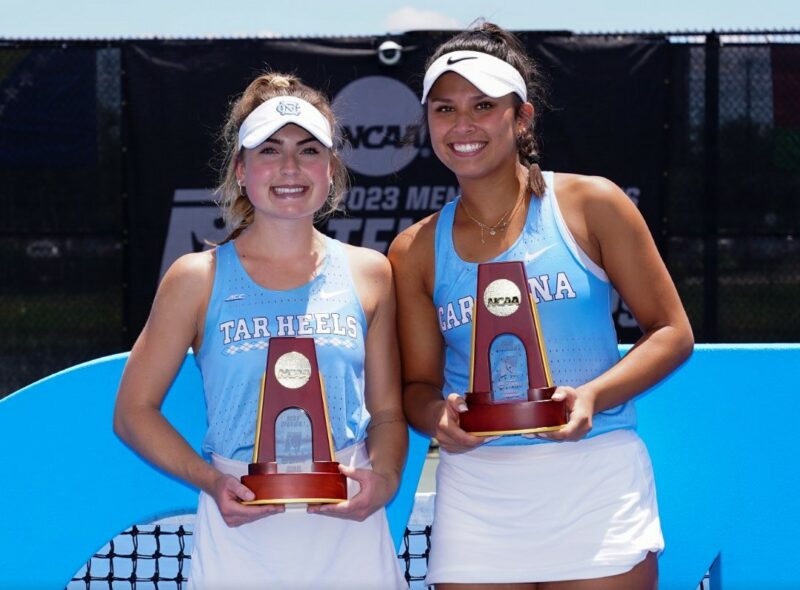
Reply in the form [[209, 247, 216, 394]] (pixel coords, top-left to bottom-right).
[[459, 261, 567, 436], [241, 337, 348, 504]]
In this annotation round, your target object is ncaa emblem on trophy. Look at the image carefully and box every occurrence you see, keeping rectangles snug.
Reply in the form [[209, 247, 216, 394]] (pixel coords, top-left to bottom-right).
[[240, 337, 347, 504], [459, 261, 568, 435]]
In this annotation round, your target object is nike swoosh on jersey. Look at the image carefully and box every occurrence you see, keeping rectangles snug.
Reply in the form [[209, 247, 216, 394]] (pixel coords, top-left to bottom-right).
[[524, 245, 554, 263], [319, 289, 348, 299]]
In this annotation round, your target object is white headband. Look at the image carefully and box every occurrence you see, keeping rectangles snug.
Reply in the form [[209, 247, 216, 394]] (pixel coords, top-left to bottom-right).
[[237, 96, 333, 150], [421, 50, 527, 104]]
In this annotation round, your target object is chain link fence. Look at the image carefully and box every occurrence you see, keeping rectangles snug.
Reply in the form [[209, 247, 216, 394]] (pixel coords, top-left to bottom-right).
[[663, 33, 800, 343], [0, 43, 124, 396], [1, 32, 798, 397]]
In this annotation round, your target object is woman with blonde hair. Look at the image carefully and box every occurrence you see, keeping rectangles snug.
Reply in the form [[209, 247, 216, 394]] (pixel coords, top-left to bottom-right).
[[114, 71, 407, 588]]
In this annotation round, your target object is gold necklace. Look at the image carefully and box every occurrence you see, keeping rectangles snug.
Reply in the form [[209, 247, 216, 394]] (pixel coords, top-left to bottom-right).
[[459, 196, 525, 244]]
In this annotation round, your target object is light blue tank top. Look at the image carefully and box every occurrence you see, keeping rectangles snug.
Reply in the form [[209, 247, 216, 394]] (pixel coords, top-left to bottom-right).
[[196, 237, 370, 462], [433, 171, 636, 446]]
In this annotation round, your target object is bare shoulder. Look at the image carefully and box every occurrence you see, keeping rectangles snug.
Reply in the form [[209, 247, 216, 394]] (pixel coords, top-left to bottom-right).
[[162, 249, 215, 287], [156, 249, 216, 309], [340, 242, 394, 324], [554, 172, 641, 227], [139, 249, 216, 351], [341, 241, 392, 284], [387, 211, 439, 267], [554, 172, 628, 206], [388, 212, 440, 297]]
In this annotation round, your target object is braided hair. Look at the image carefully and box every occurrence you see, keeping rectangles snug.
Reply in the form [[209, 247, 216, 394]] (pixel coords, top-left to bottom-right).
[[426, 22, 549, 197]]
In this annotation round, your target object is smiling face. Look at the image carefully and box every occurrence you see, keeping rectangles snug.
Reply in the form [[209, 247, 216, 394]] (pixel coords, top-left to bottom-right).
[[236, 123, 333, 223], [426, 72, 531, 184]]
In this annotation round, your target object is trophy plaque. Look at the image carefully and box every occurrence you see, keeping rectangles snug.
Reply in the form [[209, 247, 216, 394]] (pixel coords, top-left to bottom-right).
[[241, 337, 347, 504], [459, 261, 568, 436]]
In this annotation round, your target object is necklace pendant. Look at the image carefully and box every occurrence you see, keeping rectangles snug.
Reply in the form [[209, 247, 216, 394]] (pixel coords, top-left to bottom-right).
[[489, 229, 496, 236]]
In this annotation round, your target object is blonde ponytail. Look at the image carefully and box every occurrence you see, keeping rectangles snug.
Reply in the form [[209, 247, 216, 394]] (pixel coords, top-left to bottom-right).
[[215, 71, 349, 244]]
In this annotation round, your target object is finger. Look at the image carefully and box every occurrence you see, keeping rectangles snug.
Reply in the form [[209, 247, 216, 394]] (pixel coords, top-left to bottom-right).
[[316, 497, 374, 521], [338, 463, 363, 480], [246, 503, 285, 516], [315, 498, 353, 515], [521, 426, 564, 440], [548, 414, 577, 437], [228, 505, 284, 527], [217, 474, 256, 503], [437, 421, 483, 451], [543, 429, 569, 441], [548, 418, 587, 441], [227, 501, 285, 524], [458, 429, 485, 445], [446, 393, 468, 413], [444, 433, 483, 451], [306, 498, 351, 514], [440, 438, 482, 453], [234, 482, 256, 502]]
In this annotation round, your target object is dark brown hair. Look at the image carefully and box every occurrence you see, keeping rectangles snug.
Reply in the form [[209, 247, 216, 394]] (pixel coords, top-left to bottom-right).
[[427, 22, 549, 197]]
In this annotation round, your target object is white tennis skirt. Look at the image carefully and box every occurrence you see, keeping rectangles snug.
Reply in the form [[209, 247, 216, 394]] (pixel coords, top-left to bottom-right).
[[188, 441, 407, 590], [426, 429, 664, 585]]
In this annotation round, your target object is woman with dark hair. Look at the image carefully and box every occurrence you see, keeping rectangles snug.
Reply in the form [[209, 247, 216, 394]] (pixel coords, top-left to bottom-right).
[[389, 23, 693, 589], [114, 71, 407, 588]]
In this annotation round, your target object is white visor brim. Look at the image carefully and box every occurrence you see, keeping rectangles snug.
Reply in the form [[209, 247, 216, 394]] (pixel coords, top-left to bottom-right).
[[238, 96, 333, 150], [421, 50, 527, 104]]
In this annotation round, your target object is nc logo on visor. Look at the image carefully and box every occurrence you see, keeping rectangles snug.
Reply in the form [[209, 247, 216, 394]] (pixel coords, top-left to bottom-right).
[[276, 101, 301, 116]]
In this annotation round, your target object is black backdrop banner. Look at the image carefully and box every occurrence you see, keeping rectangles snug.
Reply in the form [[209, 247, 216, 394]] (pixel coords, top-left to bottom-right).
[[123, 34, 668, 344]]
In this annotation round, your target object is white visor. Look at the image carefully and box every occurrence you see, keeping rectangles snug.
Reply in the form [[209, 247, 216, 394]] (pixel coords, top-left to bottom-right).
[[421, 50, 527, 104], [237, 96, 333, 150]]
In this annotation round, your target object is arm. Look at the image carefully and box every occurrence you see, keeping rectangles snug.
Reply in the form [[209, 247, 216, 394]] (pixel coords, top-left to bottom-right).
[[545, 175, 694, 441], [388, 219, 484, 453], [314, 248, 407, 521], [113, 252, 280, 525]]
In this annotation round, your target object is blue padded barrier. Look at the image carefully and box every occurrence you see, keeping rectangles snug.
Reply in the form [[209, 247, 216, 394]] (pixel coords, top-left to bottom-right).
[[0, 352, 429, 589], [1, 344, 798, 588], [633, 344, 800, 589]]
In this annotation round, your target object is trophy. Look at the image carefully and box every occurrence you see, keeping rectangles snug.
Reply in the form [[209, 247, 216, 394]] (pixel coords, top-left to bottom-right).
[[241, 337, 347, 504], [459, 261, 568, 436]]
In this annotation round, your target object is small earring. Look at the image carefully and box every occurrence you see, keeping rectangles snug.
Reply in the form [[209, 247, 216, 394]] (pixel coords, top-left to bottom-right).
[[237, 180, 246, 197]]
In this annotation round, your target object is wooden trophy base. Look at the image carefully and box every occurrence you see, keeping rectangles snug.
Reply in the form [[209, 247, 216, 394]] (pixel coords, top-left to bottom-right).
[[240, 461, 347, 505], [460, 386, 568, 436]]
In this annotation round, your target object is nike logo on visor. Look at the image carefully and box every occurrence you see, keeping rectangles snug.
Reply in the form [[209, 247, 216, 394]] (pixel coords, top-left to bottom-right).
[[447, 56, 478, 65]]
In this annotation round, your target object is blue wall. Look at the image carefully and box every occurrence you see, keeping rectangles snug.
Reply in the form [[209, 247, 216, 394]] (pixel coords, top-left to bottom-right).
[[1, 345, 798, 588], [633, 344, 800, 589]]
